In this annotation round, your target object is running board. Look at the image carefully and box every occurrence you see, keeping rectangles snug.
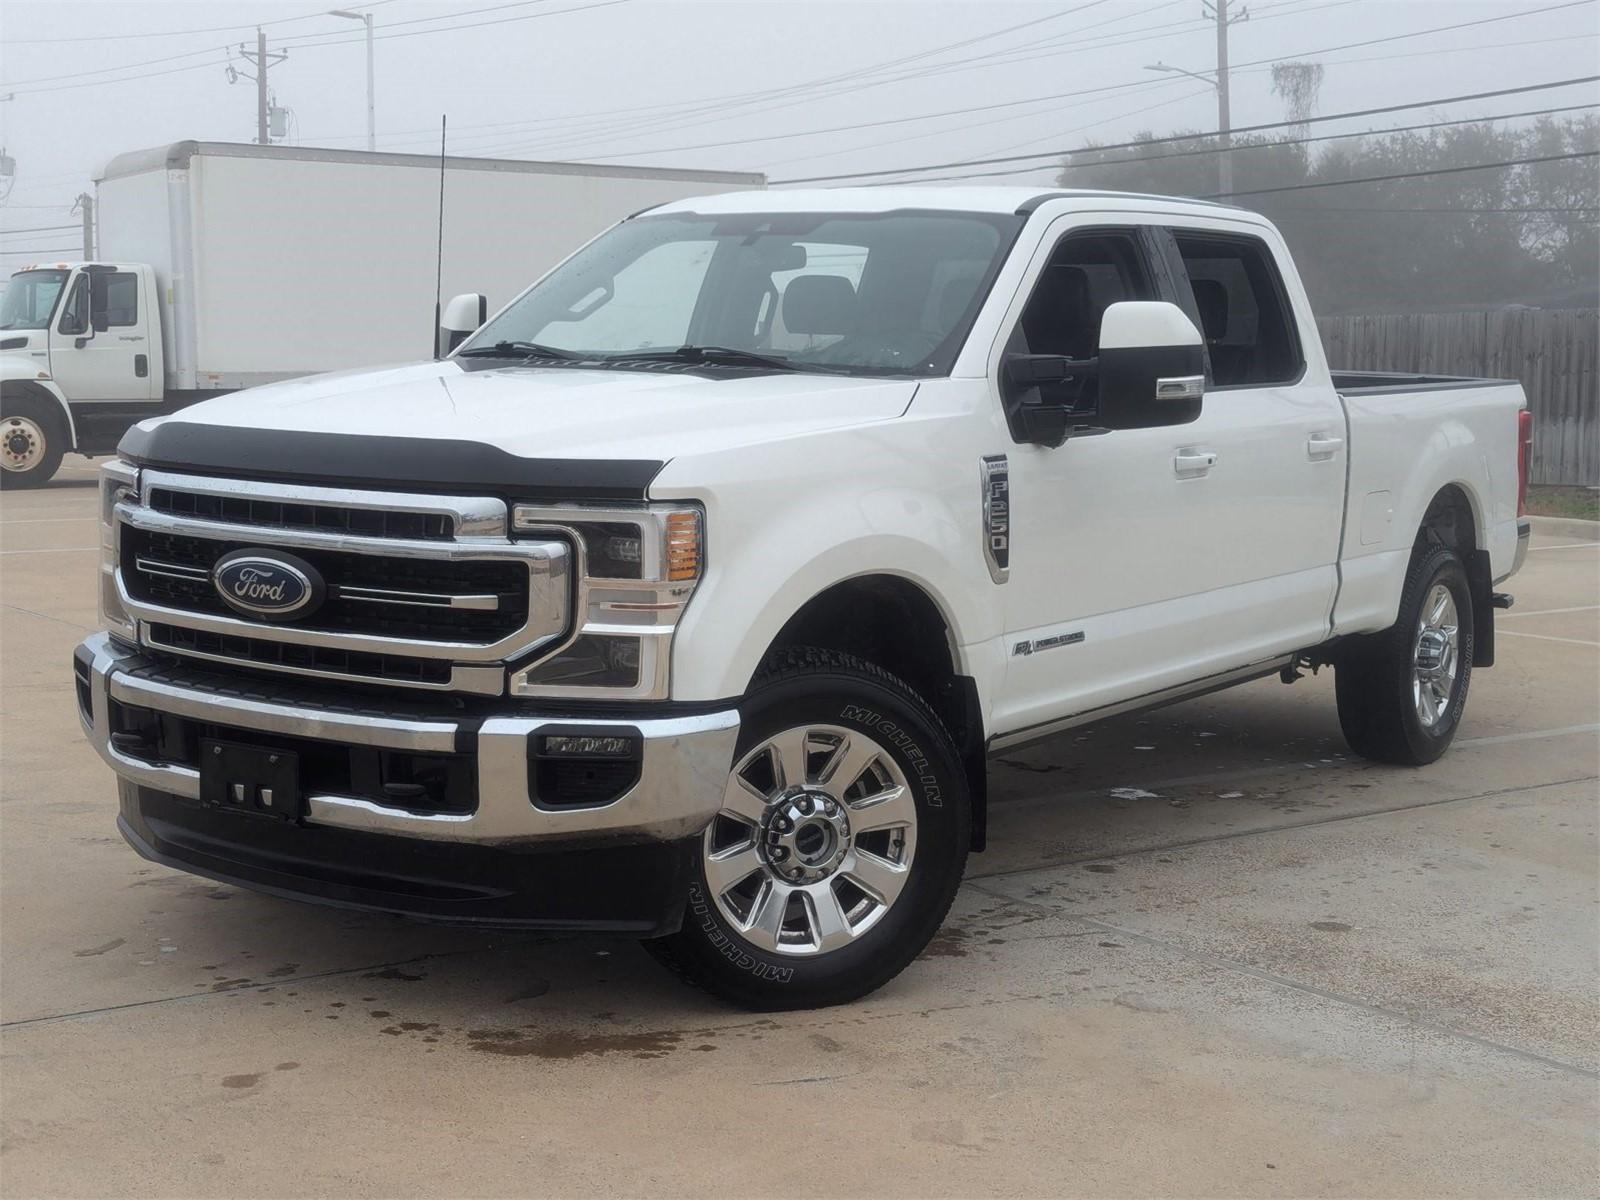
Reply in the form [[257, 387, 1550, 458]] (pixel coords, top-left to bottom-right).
[[987, 657, 1296, 754]]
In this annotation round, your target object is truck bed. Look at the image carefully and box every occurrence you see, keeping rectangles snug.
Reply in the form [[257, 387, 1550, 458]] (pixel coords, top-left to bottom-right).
[[1331, 370, 1519, 394]]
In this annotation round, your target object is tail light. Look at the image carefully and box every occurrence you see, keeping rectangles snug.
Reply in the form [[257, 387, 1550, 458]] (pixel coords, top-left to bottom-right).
[[1516, 409, 1533, 517]]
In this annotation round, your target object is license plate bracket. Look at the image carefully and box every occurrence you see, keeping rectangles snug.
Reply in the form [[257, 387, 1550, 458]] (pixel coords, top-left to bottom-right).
[[199, 739, 302, 820]]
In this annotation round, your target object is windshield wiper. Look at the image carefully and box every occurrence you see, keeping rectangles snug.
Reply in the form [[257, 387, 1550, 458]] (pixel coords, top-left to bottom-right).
[[456, 340, 582, 361], [605, 345, 811, 372]]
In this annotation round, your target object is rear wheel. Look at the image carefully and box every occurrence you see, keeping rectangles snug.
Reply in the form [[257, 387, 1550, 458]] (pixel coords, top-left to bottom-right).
[[1336, 541, 1473, 765], [0, 398, 66, 489], [646, 647, 969, 1010]]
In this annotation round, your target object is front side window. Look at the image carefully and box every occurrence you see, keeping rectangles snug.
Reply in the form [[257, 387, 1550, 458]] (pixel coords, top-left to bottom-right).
[[462, 210, 1021, 377], [57, 275, 88, 336], [0, 269, 68, 331], [1008, 229, 1156, 411], [1172, 233, 1302, 387]]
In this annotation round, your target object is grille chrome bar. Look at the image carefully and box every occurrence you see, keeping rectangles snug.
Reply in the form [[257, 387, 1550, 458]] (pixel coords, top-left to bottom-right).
[[141, 469, 508, 539], [134, 556, 502, 613]]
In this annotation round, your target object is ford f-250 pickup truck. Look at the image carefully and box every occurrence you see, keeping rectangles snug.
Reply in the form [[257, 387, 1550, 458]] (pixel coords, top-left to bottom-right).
[[75, 187, 1533, 1009]]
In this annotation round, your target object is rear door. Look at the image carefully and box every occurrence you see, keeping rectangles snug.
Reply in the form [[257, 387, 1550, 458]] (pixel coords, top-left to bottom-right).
[[1157, 223, 1346, 654]]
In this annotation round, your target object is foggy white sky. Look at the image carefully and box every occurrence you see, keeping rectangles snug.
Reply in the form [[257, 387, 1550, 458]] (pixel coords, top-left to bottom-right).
[[1, 0, 1596, 264]]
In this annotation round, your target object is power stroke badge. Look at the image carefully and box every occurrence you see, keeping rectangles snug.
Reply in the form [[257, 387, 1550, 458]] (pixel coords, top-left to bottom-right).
[[212, 549, 325, 621]]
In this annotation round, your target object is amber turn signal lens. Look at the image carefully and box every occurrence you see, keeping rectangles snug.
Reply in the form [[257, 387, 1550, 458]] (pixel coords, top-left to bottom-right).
[[664, 510, 701, 582]]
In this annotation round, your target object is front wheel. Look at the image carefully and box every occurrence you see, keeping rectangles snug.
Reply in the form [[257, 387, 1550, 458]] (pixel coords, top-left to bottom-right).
[[646, 647, 970, 1010], [0, 399, 66, 490], [1336, 541, 1474, 765]]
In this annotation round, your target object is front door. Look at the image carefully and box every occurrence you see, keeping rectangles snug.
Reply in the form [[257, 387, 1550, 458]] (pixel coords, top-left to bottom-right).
[[48, 269, 153, 403]]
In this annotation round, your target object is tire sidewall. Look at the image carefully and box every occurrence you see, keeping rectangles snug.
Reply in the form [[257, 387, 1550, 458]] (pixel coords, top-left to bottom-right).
[[0, 400, 66, 490], [1397, 549, 1473, 759], [677, 664, 969, 1007]]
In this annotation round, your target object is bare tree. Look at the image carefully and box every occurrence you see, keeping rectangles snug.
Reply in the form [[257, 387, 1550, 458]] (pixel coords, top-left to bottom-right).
[[1272, 61, 1325, 133]]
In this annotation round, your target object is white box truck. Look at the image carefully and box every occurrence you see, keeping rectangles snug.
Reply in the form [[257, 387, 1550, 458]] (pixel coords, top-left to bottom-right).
[[0, 141, 762, 486]]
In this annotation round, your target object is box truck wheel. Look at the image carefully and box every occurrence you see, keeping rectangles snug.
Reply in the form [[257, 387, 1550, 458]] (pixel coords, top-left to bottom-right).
[[0, 396, 66, 489], [1336, 541, 1474, 766], [645, 646, 970, 1010]]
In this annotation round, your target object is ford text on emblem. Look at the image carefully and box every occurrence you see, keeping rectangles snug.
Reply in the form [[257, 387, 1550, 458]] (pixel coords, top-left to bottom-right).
[[212, 550, 324, 621]]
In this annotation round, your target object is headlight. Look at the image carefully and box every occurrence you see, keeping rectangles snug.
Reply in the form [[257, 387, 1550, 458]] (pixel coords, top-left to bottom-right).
[[98, 459, 138, 643], [508, 503, 702, 699]]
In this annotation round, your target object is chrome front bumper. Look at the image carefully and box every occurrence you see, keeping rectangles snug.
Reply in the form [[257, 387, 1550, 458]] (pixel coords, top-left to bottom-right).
[[76, 632, 739, 846]]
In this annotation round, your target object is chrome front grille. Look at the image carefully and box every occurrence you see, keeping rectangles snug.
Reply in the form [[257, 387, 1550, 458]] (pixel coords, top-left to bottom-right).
[[115, 471, 570, 695]]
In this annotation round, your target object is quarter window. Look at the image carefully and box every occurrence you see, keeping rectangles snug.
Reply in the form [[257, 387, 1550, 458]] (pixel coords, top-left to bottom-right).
[[1172, 233, 1301, 387]]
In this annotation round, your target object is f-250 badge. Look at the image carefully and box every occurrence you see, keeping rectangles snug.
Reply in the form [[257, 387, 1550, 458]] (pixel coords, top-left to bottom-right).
[[981, 455, 1009, 584]]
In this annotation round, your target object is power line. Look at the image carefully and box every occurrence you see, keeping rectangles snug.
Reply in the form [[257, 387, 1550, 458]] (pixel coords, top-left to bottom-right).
[[910, 101, 1597, 185], [1204, 150, 1600, 199], [774, 75, 1600, 185], [508, 0, 1597, 165], [0, 223, 80, 235], [2, 1, 399, 44]]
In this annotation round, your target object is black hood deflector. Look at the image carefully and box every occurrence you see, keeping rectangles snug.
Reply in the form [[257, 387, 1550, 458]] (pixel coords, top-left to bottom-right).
[[118, 422, 664, 501]]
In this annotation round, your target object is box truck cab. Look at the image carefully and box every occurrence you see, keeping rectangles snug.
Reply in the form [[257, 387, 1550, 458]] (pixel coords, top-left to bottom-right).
[[0, 141, 763, 488], [1, 262, 163, 483]]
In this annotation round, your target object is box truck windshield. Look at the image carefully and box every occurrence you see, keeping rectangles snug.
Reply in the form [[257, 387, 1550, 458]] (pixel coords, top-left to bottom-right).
[[1, 269, 69, 330]]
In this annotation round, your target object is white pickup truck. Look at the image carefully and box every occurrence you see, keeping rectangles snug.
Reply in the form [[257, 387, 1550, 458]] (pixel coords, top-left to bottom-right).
[[75, 187, 1533, 1009]]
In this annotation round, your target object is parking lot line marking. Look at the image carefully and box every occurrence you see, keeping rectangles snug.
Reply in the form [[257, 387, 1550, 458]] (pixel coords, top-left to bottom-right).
[[0, 516, 98, 525], [1041, 909, 1599, 1080], [1499, 630, 1600, 647], [1458, 723, 1600, 746], [975, 774, 1597, 880], [1499, 604, 1599, 618], [0, 603, 93, 633], [1529, 542, 1599, 551], [0, 547, 97, 555]]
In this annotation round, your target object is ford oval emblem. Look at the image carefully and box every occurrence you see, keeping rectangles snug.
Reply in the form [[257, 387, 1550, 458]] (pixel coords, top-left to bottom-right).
[[212, 550, 324, 621]]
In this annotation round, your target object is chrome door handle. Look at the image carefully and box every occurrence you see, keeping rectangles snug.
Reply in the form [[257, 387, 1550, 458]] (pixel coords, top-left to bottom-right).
[[1174, 449, 1217, 478], [1307, 433, 1344, 460]]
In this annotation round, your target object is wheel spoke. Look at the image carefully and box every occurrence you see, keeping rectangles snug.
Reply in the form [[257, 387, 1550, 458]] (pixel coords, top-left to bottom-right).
[[802, 882, 855, 952], [1427, 587, 1450, 626], [703, 842, 762, 898], [848, 784, 914, 834], [815, 734, 879, 800], [842, 848, 910, 908], [721, 770, 771, 825], [767, 727, 812, 792], [741, 878, 791, 951]]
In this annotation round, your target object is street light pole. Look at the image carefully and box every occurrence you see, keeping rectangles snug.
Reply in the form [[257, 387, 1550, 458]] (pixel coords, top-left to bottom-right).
[[1146, 2, 1246, 201], [331, 9, 375, 152]]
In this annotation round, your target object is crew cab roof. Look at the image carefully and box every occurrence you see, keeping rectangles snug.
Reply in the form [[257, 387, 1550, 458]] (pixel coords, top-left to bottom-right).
[[643, 185, 1250, 221]]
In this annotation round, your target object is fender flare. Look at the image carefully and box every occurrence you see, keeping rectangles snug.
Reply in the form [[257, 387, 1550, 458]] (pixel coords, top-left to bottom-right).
[[0, 377, 77, 449]]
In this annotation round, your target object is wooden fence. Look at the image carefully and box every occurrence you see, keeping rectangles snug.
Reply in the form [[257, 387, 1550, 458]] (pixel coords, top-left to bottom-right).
[[1317, 309, 1599, 485]]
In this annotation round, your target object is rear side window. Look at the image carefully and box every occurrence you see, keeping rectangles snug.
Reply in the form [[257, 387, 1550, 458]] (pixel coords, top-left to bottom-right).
[[1172, 233, 1302, 387]]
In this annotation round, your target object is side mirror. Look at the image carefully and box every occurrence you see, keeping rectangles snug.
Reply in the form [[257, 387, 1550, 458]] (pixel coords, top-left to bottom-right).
[[1096, 301, 1205, 430], [440, 292, 487, 355]]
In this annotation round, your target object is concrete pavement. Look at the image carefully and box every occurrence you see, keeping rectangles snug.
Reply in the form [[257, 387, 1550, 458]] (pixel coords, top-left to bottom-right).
[[2, 464, 1595, 1197]]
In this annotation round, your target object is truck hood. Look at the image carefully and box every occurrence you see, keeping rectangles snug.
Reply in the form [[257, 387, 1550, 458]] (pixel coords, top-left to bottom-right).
[[158, 359, 919, 460]]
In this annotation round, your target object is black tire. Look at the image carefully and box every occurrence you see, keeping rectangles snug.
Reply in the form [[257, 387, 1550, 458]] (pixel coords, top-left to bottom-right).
[[1336, 540, 1474, 766], [646, 646, 970, 1010], [0, 396, 67, 490]]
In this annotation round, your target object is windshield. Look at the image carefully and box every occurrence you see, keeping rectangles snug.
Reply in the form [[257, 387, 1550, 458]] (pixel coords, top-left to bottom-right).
[[461, 210, 1022, 376], [0, 269, 69, 331]]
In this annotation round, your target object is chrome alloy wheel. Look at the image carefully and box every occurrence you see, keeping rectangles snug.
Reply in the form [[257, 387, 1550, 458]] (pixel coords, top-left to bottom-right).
[[702, 724, 917, 956], [1412, 583, 1461, 728], [1, 416, 45, 474]]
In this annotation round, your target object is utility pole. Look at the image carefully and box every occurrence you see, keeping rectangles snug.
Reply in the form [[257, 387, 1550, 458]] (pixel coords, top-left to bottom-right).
[[72, 193, 93, 259], [330, 10, 376, 151], [230, 30, 289, 145], [1206, 0, 1248, 200]]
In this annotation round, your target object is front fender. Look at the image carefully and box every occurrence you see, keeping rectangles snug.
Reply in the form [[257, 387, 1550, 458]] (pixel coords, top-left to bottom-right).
[[0, 363, 75, 446], [653, 417, 1006, 709]]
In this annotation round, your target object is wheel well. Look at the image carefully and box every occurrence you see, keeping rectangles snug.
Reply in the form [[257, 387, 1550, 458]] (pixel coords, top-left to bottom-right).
[[1420, 483, 1496, 669], [1419, 484, 1478, 555], [1, 382, 72, 439], [767, 575, 989, 850]]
